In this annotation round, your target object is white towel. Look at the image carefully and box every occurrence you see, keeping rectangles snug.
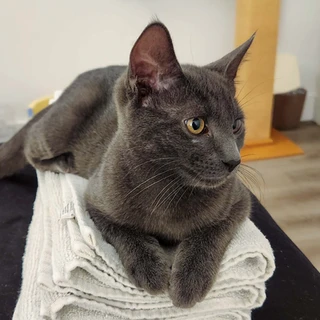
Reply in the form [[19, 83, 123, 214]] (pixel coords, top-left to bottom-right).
[[13, 171, 275, 320]]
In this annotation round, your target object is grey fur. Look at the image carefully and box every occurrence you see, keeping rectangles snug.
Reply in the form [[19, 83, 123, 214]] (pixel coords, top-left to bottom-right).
[[0, 22, 253, 308]]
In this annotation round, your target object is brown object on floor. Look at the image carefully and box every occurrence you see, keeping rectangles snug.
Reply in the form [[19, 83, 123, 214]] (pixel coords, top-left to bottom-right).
[[246, 122, 320, 270], [240, 129, 304, 162], [272, 88, 307, 130]]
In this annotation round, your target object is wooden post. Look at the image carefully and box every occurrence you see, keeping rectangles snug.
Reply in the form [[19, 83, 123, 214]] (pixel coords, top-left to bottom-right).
[[235, 0, 281, 145]]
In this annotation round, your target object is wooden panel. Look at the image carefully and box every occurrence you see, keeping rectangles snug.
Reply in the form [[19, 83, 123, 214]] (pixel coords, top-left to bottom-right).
[[235, 0, 281, 144], [241, 129, 303, 162]]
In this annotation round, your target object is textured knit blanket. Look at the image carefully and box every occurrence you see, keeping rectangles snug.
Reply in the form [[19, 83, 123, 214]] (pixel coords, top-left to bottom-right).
[[13, 171, 275, 320]]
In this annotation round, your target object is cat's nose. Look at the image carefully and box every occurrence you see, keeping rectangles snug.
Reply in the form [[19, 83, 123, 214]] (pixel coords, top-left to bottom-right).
[[222, 159, 241, 172]]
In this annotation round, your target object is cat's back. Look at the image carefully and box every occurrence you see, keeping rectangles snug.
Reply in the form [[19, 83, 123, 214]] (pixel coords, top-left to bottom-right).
[[70, 65, 127, 177], [76, 65, 126, 97]]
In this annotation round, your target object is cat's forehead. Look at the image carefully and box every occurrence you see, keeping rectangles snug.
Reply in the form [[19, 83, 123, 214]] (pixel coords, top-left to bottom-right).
[[176, 66, 236, 117], [183, 65, 232, 97]]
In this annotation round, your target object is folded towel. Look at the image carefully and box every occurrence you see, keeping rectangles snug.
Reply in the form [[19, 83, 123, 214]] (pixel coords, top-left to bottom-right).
[[13, 171, 275, 320]]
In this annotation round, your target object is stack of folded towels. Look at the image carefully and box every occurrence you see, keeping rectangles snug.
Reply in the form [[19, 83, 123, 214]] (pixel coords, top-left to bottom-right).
[[13, 171, 275, 320]]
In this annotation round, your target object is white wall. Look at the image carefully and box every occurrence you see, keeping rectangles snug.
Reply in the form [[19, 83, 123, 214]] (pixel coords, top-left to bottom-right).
[[1, 0, 320, 126], [277, 0, 320, 121], [0, 0, 235, 124]]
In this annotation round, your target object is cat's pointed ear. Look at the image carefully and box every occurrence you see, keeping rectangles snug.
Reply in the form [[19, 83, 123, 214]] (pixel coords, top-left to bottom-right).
[[205, 33, 255, 81], [129, 22, 183, 92]]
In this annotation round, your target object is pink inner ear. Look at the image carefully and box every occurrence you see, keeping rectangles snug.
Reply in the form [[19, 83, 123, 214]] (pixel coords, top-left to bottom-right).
[[132, 56, 159, 88], [129, 24, 181, 90]]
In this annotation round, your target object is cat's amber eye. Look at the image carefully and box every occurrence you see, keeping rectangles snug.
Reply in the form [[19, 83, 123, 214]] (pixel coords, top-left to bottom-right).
[[233, 119, 243, 134], [185, 117, 206, 135]]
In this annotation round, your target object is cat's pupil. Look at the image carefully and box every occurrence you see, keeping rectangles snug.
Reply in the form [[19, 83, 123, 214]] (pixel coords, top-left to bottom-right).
[[192, 118, 201, 130]]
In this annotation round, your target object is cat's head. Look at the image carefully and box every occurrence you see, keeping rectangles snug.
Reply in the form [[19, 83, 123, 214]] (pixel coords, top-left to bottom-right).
[[115, 22, 254, 189]]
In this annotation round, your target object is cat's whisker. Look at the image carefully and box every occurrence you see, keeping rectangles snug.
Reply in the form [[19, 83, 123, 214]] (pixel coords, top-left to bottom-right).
[[237, 171, 253, 191], [189, 169, 207, 196], [188, 174, 200, 198], [126, 171, 179, 203], [151, 176, 182, 215], [236, 79, 272, 106], [142, 160, 180, 184], [150, 175, 181, 215], [237, 164, 264, 201], [176, 168, 216, 212], [150, 160, 180, 176], [239, 176, 256, 199], [238, 167, 260, 188], [123, 159, 178, 186], [123, 168, 176, 201], [245, 170, 265, 202], [122, 158, 179, 180], [240, 163, 264, 182], [163, 182, 185, 215], [241, 153, 256, 159], [235, 80, 248, 101], [150, 178, 175, 210], [174, 184, 191, 209], [175, 170, 203, 209], [235, 55, 270, 100], [239, 91, 271, 110], [239, 100, 263, 110]]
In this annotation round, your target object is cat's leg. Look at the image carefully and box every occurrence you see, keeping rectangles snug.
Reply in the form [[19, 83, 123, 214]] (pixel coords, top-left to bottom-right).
[[30, 152, 76, 174], [24, 69, 109, 173], [87, 205, 171, 294], [169, 197, 250, 308], [25, 117, 78, 174]]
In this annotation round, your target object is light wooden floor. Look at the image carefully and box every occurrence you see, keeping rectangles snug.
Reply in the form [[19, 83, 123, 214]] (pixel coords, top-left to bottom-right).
[[245, 122, 320, 270]]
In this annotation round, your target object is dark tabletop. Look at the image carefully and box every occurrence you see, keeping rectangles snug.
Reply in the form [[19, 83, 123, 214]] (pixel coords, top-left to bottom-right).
[[0, 166, 319, 320]]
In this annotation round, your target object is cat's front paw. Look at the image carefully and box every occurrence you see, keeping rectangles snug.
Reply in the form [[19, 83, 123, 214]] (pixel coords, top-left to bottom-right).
[[124, 240, 171, 294], [169, 258, 214, 308]]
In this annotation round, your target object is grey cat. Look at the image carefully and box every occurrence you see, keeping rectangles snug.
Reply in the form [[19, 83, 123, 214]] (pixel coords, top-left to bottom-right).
[[0, 22, 254, 308]]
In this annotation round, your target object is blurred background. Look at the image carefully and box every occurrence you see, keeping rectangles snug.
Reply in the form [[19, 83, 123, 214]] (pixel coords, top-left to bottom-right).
[[0, 0, 319, 268]]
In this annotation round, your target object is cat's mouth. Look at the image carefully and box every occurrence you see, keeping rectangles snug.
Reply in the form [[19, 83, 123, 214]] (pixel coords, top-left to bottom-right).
[[195, 175, 230, 189]]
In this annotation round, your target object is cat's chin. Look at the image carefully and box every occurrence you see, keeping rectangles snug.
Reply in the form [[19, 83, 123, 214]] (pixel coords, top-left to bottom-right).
[[193, 177, 228, 189], [181, 170, 235, 189]]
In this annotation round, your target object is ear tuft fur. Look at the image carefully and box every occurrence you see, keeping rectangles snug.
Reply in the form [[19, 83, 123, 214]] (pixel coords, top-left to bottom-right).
[[205, 33, 255, 81]]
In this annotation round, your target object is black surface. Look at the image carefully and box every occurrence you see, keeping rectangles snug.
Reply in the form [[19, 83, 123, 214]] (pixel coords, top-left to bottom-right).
[[251, 199, 320, 320], [0, 166, 37, 319], [0, 167, 319, 320]]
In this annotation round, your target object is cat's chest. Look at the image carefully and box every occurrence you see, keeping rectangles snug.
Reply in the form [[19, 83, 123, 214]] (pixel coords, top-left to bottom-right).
[[111, 165, 233, 240], [125, 192, 226, 241]]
